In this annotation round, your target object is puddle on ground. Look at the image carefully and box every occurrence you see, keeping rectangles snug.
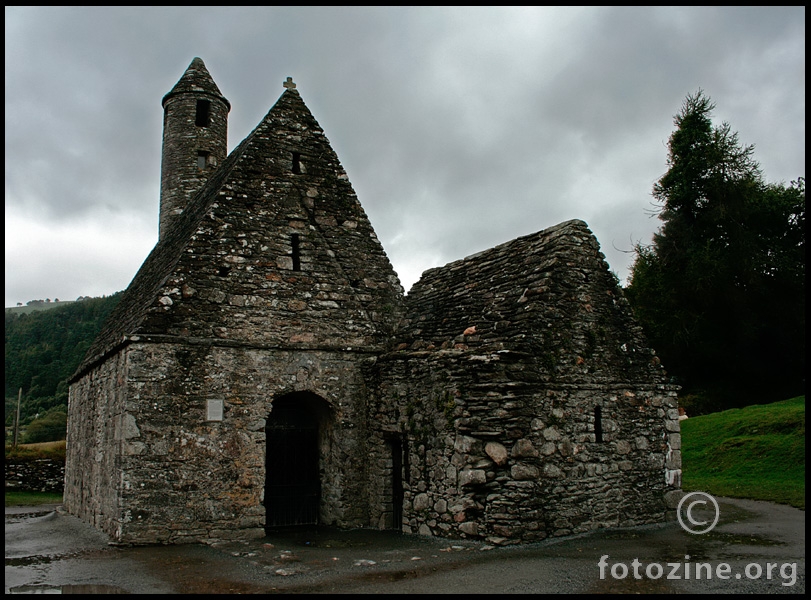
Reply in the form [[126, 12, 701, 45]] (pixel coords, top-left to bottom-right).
[[6, 555, 55, 567], [656, 530, 786, 564], [7, 584, 129, 594], [300, 537, 369, 548], [5, 511, 59, 524], [6, 548, 117, 569], [701, 531, 785, 547], [589, 575, 674, 594], [264, 525, 395, 548]]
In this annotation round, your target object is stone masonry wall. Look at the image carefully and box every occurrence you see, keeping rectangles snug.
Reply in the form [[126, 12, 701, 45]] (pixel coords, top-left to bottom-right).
[[64, 351, 129, 540], [5, 458, 65, 493], [69, 341, 379, 544], [370, 349, 681, 545]]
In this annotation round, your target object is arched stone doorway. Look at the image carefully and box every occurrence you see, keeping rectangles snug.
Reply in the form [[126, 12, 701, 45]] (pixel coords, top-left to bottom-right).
[[264, 392, 331, 529]]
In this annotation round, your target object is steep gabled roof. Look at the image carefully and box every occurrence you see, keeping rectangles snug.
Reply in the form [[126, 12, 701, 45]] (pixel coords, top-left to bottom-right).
[[72, 85, 400, 381], [70, 114, 257, 380], [394, 219, 663, 382], [397, 220, 597, 347]]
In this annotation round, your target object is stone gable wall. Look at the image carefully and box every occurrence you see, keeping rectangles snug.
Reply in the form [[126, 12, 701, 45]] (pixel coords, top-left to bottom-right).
[[140, 90, 404, 350]]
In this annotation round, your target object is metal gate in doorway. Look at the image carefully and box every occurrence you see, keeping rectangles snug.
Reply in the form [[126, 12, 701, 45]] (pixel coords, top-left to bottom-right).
[[265, 402, 320, 527]]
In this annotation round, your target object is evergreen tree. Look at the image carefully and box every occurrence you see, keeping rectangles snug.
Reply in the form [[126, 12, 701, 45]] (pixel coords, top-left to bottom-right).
[[626, 91, 805, 414]]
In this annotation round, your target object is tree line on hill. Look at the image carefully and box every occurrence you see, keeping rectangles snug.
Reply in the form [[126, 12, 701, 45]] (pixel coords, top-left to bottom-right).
[[5, 292, 122, 443]]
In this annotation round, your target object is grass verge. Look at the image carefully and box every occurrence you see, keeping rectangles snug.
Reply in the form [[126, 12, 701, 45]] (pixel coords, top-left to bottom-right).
[[5, 439, 66, 460], [680, 396, 805, 509], [5, 490, 64, 506]]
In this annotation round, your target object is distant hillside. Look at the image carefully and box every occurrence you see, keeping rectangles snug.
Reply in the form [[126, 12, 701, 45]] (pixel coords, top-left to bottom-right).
[[4, 293, 122, 428], [5, 300, 79, 315]]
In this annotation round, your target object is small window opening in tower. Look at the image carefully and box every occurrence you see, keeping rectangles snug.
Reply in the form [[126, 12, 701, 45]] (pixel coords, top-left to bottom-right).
[[292, 152, 301, 174], [197, 151, 210, 170], [196, 99, 211, 127], [291, 234, 301, 271], [217, 266, 231, 277], [594, 406, 603, 443]]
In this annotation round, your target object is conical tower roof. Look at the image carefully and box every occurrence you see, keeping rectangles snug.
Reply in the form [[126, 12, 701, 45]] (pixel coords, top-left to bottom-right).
[[162, 57, 230, 109]]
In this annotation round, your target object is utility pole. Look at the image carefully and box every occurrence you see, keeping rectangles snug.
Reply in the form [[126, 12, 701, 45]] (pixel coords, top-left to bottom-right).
[[13, 387, 22, 448]]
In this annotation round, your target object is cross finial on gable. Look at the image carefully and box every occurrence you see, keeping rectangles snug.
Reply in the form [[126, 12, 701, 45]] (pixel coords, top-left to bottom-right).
[[283, 77, 296, 90]]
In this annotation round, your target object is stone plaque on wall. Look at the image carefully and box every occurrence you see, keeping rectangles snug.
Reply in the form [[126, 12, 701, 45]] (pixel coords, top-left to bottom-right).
[[207, 399, 224, 421]]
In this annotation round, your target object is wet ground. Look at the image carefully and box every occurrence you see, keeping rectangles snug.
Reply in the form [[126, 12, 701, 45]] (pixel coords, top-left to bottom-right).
[[5, 497, 804, 594]]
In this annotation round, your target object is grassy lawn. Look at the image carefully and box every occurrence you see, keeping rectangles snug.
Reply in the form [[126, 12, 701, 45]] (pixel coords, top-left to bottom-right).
[[680, 396, 805, 509], [5, 490, 64, 506]]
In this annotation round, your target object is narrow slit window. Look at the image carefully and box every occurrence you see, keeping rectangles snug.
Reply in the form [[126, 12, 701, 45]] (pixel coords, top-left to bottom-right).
[[197, 151, 209, 170], [195, 99, 211, 127], [292, 152, 301, 174], [291, 234, 301, 271], [594, 406, 603, 443]]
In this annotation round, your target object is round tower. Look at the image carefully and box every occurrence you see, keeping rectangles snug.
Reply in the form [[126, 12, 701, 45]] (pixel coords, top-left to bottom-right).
[[159, 57, 230, 240]]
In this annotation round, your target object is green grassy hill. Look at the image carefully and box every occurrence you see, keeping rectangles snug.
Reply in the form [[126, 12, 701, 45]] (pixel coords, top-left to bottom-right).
[[680, 396, 805, 509]]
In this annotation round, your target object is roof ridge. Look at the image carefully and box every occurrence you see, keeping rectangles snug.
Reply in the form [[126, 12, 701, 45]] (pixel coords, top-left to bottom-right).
[[418, 219, 591, 280]]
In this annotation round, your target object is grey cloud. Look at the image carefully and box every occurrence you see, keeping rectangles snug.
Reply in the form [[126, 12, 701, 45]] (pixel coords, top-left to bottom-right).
[[4, 6, 804, 305]]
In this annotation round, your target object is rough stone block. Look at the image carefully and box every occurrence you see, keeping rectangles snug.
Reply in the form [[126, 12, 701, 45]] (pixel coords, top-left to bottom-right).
[[459, 469, 487, 487], [510, 438, 539, 458], [511, 463, 539, 481], [459, 521, 478, 536], [485, 441, 508, 465], [413, 493, 431, 511]]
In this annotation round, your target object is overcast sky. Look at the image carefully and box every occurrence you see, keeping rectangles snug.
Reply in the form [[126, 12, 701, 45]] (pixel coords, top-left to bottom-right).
[[5, 6, 805, 307]]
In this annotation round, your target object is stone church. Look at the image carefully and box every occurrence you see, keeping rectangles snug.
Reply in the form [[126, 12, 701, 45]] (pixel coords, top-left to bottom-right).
[[65, 58, 682, 545]]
